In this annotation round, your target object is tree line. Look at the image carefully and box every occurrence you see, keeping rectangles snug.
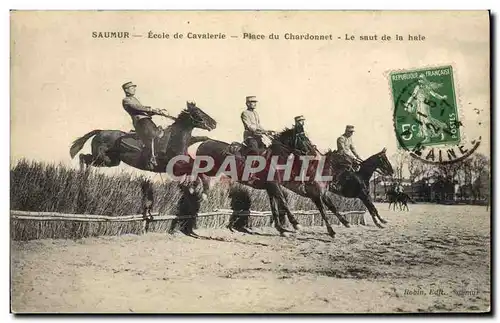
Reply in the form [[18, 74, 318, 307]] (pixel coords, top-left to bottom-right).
[[372, 152, 490, 204]]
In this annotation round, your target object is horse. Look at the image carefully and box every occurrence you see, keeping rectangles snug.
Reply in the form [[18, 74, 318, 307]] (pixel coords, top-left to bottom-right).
[[387, 190, 415, 211], [256, 133, 353, 238], [69, 102, 216, 172], [324, 148, 394, 228], [195, 126, 317, 237], [398, 193, 416, 211], [386, 190, 400, 211]]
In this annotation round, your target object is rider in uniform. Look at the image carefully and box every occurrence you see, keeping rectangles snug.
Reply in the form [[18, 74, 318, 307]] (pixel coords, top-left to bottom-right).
[[293, 115, 306, 148], [293, 115, 311, 190], [331, 125, 363, 191], [122, 81, 166, 168], [241, 96, 272, 155]]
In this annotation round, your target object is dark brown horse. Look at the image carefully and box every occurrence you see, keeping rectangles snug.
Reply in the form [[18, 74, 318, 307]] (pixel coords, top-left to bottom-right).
[[387, 190, 416, 211], [69, 102, 216, 173], [275, 152, 354, 238], [195, 127, 317, 237], [325, 148, 394, 228]]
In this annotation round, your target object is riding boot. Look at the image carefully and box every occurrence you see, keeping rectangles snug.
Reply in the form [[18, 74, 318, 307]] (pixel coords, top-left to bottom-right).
[[150, 140, 158, 167], [330, 170, 346, 192]]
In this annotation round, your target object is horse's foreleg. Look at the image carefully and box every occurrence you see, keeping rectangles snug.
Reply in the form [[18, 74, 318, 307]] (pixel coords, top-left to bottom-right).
[[322, 192, 350, 228]]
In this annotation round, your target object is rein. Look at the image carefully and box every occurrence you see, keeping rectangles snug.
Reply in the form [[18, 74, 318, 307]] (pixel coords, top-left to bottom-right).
[[157, 112, 177, 122], [359, 156, 386, 176]]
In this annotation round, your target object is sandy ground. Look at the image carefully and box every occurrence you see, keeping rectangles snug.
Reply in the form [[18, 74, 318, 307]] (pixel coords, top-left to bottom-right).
[[11, 203, 490, 313]]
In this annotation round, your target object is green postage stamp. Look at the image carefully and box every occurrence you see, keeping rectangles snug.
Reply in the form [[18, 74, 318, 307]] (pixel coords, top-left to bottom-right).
[[390, 66, 461, 151]]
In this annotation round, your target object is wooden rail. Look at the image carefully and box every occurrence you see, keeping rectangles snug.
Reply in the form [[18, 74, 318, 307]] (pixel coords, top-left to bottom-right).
[[11, 209, 366, 222]]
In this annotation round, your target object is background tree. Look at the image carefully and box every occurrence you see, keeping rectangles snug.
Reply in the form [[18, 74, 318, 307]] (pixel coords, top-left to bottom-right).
[[470, 153, 490, 202]]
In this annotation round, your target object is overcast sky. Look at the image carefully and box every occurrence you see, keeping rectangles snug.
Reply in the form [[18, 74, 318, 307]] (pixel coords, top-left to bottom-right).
[[11, 11, 490, 177]]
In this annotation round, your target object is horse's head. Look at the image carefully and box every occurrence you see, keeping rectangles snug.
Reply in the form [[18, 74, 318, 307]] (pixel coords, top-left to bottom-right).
[[179, 101, 217, 131], [272, 126, 316, 157], [371, 147, 394, 176]]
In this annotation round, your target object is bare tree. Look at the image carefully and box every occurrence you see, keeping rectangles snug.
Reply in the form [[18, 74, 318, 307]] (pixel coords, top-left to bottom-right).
[[391, 150, 408, 182], [407, 158, 433, 198], [470, 153, 490, 202], [431, 162, 462, 201]]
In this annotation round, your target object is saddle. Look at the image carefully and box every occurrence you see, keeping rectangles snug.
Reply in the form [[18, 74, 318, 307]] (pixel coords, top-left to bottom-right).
[[224, 141, 268, 159], [118, 127, 165, 157], [225, 142, 245, 157]]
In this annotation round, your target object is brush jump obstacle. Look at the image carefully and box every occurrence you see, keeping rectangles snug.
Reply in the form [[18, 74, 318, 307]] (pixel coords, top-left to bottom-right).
[[10, 209, 367, 241]]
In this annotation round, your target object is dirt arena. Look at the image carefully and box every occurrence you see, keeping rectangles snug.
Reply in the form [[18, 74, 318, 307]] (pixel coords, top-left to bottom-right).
[[11, 203, 490, 313]]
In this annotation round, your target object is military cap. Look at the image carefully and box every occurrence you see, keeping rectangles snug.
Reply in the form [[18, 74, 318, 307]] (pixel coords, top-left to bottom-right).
[[246, 96, 258, 103], [345, 125, 355, 132], [122, 81, 137, 90], [295, 115, 305, 122]]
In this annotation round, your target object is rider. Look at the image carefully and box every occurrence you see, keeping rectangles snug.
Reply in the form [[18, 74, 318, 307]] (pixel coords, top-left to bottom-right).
[[122, 81, 166, 168], [293, 115, 306, 146], [293, 115, 310, 190], [331, 125, 363, 191], [241, 96, 273, 155]]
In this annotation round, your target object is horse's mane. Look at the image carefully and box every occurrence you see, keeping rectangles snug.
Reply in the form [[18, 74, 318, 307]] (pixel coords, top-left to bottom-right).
[[273, 127, 296, 143], [167, 102, 199, 123]]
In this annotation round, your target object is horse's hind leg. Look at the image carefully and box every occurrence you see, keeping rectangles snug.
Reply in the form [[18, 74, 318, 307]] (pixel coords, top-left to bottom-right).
[[79, 154, 86, 170], [322, 192, 350, 228], [79, 154, 94, 170], [267, 184, 299, 232], [312, 196, 336, 238], [276, 190, 301, 231], [359, 194, 385, 228], [267, 193, 293, 236]]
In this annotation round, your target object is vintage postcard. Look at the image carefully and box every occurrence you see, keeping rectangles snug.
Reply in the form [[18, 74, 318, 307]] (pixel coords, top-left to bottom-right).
[[10, 11, 491, 314]]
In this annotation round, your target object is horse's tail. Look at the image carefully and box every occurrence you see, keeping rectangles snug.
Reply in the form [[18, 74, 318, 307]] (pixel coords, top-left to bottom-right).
[[69, 129, 102, 159]]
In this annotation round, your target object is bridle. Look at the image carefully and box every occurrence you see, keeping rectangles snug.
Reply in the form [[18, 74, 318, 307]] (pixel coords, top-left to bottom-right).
[[265, 132, 315, 158]]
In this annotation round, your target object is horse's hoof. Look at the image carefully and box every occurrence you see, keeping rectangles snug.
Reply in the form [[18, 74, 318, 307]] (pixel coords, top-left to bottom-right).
[[327, 228, 336, 238], [376, 223, 385, 229], [380, 218, 388, 224], [293, 224, 303, 231], [343, 222, 351, 228], [280, 231, 291, 238]]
